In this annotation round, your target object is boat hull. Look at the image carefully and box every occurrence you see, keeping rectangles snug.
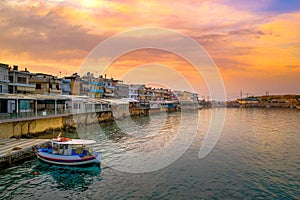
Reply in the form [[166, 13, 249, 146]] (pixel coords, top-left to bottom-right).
[[37, 152, 101, 166]]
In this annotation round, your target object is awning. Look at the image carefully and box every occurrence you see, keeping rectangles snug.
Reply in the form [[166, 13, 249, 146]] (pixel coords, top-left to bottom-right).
[[16, 86, 36, 92]]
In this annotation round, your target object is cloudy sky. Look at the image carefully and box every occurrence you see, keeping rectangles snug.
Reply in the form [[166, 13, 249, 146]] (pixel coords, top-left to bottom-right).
[[0, 0, 299, 99]]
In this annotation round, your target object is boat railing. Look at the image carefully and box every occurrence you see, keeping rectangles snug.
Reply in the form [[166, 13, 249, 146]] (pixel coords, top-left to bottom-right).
[[39, 142, 93, 157]]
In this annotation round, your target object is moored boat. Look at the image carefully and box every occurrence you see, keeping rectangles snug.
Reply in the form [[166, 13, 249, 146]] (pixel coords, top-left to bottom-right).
[[37, 137, 101, 166]]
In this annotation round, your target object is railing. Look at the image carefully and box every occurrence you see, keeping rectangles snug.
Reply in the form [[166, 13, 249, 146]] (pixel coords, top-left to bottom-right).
[[90, 89, 104, 93], [0, 110, 71, 121], [70, 106, 111, 114], [90, 82, 103, 86], [0, 106, 114, 122], [0, 101, 166, 122]]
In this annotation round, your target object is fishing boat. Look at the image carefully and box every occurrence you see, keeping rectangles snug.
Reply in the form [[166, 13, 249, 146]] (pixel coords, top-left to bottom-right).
[[37, 137, 101, 166]]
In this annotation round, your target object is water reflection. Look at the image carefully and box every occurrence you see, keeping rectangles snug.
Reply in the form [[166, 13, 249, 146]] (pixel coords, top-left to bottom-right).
[[35, 160, 101, 191], [1, 109, 299, 199], [0, 159, 102, 199]]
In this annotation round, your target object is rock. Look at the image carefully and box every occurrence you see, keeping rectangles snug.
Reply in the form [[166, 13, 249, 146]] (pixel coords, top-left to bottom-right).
[[12, 146, 22, 151]]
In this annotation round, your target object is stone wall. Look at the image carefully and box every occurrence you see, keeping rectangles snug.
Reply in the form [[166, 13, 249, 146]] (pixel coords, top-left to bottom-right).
[[130, 108, 149, 116], [0, 111, 113, 138], [0, 117, 64, 138]]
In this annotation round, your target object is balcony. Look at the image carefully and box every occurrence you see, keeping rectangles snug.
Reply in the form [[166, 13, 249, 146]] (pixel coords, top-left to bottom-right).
[[104, 93, 115, 97], [90, 82, 103, 86], [90, 89, 104, 93]]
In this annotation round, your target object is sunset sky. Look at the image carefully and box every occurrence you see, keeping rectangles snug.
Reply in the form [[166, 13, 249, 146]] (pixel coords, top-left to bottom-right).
[[0, 0, 299, 99]]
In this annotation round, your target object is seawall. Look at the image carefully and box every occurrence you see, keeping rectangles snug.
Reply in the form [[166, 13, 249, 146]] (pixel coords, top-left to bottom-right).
[[0, 117, 64, 138], [0, 139, 50, 168], [0, 111, 113, 138]]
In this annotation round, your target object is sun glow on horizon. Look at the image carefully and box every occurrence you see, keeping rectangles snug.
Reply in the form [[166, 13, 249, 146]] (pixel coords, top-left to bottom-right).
[[0, 0, 299, 96]]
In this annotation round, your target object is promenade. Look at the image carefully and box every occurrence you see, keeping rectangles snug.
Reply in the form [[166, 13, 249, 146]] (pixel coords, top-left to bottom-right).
[[0, 139, 50, 168]]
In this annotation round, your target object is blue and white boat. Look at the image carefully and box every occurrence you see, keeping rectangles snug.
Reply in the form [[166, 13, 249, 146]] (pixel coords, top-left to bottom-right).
[[37, 137, 101, 166]]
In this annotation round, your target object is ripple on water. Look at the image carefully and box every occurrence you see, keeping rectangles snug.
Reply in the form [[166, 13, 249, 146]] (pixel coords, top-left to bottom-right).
[[1, 109, 299, 199]]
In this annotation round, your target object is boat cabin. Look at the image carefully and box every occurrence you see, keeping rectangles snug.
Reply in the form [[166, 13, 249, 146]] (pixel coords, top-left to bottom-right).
[[51, 138, 96, 156]]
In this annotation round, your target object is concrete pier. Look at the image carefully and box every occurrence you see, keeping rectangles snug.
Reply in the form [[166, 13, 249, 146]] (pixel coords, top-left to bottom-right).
[[0, 139, 50, 168]]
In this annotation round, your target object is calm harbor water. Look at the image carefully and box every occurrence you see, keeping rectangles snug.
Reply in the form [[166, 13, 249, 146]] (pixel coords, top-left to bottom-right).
[[0, 108, 299, 199]]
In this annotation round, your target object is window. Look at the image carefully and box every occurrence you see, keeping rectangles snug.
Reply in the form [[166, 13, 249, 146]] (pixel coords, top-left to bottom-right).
[[49, 84, 52, 89], [9, 76, 13, 82], [36, 84, 41, 89], [73, 103, 80, 109], [17, 77, 27, 84], [56, 84, 60, 90]]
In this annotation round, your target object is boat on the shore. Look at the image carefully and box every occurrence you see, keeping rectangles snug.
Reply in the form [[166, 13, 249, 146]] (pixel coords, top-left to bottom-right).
[[36, 137, 101, 166]]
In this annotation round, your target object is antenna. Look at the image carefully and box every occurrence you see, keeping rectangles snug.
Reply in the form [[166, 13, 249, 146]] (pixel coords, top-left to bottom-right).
[[266, 91, 269, 96], [240, 90, 243, 99]]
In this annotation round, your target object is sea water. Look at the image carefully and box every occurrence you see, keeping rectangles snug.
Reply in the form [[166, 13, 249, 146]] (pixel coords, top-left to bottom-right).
[[0, 108, 299, 199]]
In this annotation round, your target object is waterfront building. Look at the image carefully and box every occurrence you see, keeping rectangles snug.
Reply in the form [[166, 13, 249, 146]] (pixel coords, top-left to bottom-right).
[[129, 84, 141, 100], [29, 73, 62, 95], [191, 93, 200, 102], [81, 73, 104, 98], [144, 87, 153, 101], [84, 73, 102, 98], [64, 73, 90, 96], [128, 84, 151, 108], [270, 99, 289, 103], [128, 84, 150, 101], [173, 90, 199, 102], [129, 87, 174, 111], [138, 85, 147, 107], [65, 96, 110, 114], [237, 97, 260, 106], [0, 93, 69, 119], [170, 91, 178, 101], [8, 66, 36, 94], [102, 75, 115, 98], [61, 78, 71, 95], [80, 78, 89, 96], [129, 84, 146, 100], [152, 88, 172, 101], [104, 98, 130, 118], [0, 63, 10, 94], [89, 78, 104, 98], [90, 83, 104, 98], [139, 86, 152, 108], [114, 81, 129, 99], [173, 90, 200, 110], [64, 73, 81, 95], [152, 88, 162, 101]]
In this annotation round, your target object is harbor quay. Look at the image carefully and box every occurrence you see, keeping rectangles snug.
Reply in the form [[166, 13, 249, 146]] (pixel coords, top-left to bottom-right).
[[0, 139, 50, 168], [0, 63, 201, 138], [0, 93, 200, 138], [0, 94, 199, 168], [0, 64, 298, 169]]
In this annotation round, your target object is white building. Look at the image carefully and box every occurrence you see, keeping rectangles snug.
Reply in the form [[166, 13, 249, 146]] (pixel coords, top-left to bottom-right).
[[0, 63, 9, 94]]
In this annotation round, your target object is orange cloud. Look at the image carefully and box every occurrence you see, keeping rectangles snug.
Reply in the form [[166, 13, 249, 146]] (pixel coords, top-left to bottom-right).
[[0, 0, 299, 97]]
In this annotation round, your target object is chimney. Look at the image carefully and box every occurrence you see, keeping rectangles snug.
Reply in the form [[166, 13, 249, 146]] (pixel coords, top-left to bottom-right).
[[13, 65, 18, 71]]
